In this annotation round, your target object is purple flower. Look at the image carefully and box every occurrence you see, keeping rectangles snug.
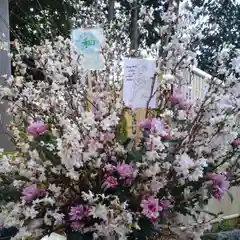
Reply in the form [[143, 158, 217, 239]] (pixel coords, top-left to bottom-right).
[[21, 184, 40, 201], [232, 139, 240, 146], [69, 205, 85, 221], [100, 132, 115, 142], [140, 196, 163, 219], [150, 118, 167, 136], [116, 163, 134, 179], [139, 118, 152, 130], [170, 87, 192, 110], [102, 176, 118, 189], [162, 129, 174, 140], [140, 118, 167, 136], [160, 199, 171, 210], [209, 173, 230, 200], [178, 99, 192, 110], [125, 177, 133, 186], [71, 221, 84, 231], [27, 121, 48, 137], [170, 88, 184, 105]]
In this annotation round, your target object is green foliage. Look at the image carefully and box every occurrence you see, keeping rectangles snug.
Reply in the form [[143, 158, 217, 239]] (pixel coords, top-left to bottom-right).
[[67, 232, 93, 240], [216, 221, 236, 232], [127, 145, 145, 162], [189, 0, 240, 74], [212, 217, 240, 233], [0, 152, 22, 161], [0, 152, 21, 202], [9, 0, 240, 76], [0, 184, 20, 203], [116, 113, 128, 145], [129, 217, 154, 240], [202, 218, 240, 239], [226, 191, 234, 203], [9, 0, 75, 45], [34, 134, 60, 165]]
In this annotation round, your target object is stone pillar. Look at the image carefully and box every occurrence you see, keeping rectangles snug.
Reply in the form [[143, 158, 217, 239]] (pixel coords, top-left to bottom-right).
[[0, 0, 14, 151]]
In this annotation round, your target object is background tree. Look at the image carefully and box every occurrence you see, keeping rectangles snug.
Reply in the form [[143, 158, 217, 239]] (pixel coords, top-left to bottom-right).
[[9, 0, 240, 75], [9, 0, 76, 45], [188, 0, 240, 74]]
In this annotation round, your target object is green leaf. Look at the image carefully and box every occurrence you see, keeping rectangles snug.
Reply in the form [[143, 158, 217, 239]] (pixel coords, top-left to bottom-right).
[[199, 197, 209, 209], [131, 217, 153, 240], [0, 152, 21, 161], [67, 232, 93, 240], [127, 149, 144, 163], [226, 191, 234, 203], [116, 114, 128, 144], [0, 184, 21, 202]]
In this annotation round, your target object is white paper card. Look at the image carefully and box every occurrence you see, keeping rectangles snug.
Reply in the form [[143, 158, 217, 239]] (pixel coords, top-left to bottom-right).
[[72, 27, 105, 70], [41, 233, 66, 240], [123, 58, 157, 109]]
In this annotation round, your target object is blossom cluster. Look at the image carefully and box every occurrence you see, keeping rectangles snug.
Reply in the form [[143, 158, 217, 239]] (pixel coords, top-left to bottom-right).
[[0, 1, 239, 240]]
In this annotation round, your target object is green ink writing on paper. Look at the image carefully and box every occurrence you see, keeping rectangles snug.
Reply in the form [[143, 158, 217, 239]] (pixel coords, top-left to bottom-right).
[[82, 38, 97, 49]]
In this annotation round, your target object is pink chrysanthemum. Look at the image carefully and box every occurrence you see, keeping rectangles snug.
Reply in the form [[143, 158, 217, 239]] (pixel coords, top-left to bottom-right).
[[209, 173, 229, 200], [21, 184, 43, 201], [141, 196, 163, 219], [116, 164, 134, 179], [69, 205, 85, 221], [103, 176, 118, 189]]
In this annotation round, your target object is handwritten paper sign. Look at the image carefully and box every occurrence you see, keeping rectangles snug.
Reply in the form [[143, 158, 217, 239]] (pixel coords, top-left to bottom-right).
[[72, 28, 105, 70], [123, 59, 157, 109]]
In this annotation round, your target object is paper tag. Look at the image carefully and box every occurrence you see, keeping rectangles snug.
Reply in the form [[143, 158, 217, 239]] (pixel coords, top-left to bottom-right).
[[41, 233, 66, 240], [123, 58, 157, 109], [72, 27, 105, 70]]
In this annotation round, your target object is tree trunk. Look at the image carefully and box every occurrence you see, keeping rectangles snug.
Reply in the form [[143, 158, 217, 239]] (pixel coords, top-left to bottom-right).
[[130, 1, 139, 51], [108, 0, 115, 22]]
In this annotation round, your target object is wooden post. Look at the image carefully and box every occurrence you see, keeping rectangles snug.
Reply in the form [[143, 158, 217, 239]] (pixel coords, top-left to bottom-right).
[[0, 0, 14, 151], [135, 109, 146, 146], [124, 110, 133, 137]]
